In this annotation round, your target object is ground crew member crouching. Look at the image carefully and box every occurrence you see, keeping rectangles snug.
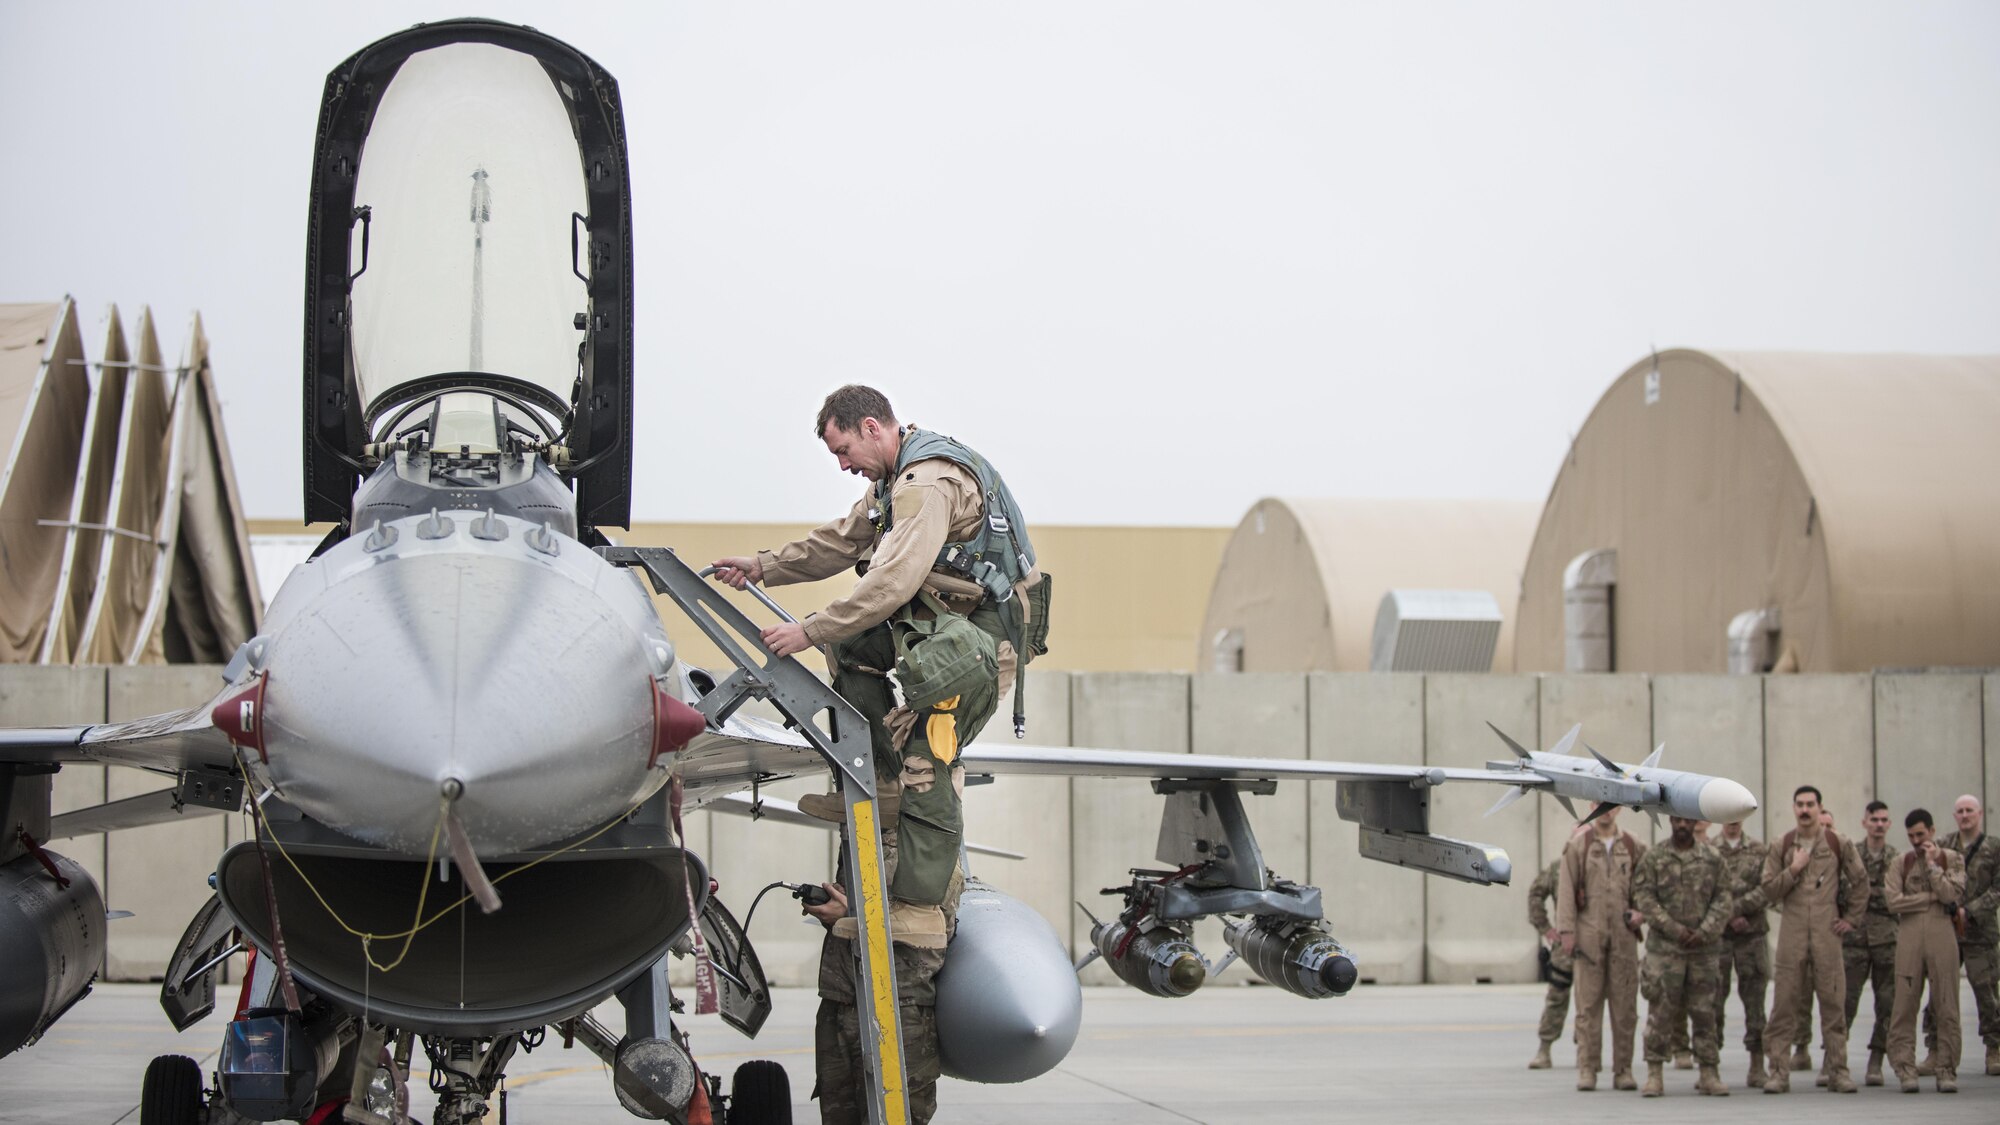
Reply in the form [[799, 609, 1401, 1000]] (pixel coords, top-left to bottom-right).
[[1527, 833, 1581, 1069], [1557, 808, 1645, 1091], [1886, 808, 1966, 1094], [1632, 816, 1732, 1097], [1844, 801, 1898, 1085], [716, 385, 1045, 1124], [1759, 785, 1868, 1093], [1712, 818, 1770, 1088], [1944, 794, 2000, 1076]]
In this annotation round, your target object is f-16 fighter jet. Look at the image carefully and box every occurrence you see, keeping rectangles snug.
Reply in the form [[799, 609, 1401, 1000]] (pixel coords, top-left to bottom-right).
[[0, 18, 1757, 1125]]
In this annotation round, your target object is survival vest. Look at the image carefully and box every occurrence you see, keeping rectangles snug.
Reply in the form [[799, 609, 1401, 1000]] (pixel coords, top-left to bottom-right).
[[874, 427, 1048, 736]]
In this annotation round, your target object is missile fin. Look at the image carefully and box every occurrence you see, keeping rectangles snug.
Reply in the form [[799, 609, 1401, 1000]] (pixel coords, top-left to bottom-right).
[[1582, 801, 1618, 824], [1639, 743, 1664, 771], [1486, 722, 1533, 760], [1073, 947, 1103, 973], [1554, 794, 1580, 820], [1209, 948, 1240, 980], [1648, 809, 1662, 830], [1584, 743, 1625, 776], [1548, 723, 1582, 758], [1485, 785, 1530, 817]]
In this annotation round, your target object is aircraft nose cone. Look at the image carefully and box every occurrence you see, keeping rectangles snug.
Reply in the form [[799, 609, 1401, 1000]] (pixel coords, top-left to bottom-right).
[[1698, 777, 1758, 823]]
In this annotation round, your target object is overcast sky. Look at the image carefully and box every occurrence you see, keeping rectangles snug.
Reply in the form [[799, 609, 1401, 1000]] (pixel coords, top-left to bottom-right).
[[4, 2, 1997, 528]]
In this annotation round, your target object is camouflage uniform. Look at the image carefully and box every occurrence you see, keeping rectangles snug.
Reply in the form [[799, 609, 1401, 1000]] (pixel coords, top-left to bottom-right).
[[1842, 841, 1898, 1056], [1713, 834, 1770, 1057], [1946, 831, 2000, 1060], [1633, 840, 1731, 1069], [1528, 859, 1574, 1046], [814, 931, 946, 1125]]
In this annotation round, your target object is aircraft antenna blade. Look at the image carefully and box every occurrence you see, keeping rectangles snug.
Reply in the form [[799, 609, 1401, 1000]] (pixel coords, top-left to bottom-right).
[[1548, 723, 1582, 757], [1485, 785, 1530, 817], [1486, 722, 1533, 760], [445, 812, 504, 914]]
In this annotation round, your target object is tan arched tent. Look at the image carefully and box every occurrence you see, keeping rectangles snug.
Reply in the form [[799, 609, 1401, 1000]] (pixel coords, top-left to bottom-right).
[[1515, 349, 2000, 673], [1199, 497, 1540, 673]]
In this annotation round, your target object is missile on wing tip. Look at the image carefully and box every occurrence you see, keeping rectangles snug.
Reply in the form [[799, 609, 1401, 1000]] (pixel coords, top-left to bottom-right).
[[1485, 726, 1759, 825]]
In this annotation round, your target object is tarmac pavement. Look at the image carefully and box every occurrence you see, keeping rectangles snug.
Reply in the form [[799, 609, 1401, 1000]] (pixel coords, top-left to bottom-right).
[[3, 979, 1994, 1124]]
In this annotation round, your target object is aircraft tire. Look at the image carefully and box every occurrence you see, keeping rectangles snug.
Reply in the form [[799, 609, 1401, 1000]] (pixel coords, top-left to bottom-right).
[[140, 1054, 203, 1125], [728, 1059, 792, 1125]]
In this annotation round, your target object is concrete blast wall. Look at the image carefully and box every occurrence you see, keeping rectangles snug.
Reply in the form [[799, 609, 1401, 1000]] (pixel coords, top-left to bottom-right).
[[5, 667, 1993, 987]]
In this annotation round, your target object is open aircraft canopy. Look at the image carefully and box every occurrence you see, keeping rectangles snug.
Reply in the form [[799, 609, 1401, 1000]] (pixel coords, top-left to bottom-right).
[[302, 18, 635, 533]]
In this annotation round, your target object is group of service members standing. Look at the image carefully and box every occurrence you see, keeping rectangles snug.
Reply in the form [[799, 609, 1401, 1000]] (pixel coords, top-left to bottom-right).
[[1527, 789, 2000, 1096]]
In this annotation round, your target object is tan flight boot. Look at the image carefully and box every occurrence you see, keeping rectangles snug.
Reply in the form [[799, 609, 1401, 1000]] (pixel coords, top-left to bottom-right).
[[1762, 1054, 1790, 1093], [1612, 1068, 1636, 1091], [797, 786, 900, 824], [1527, 1039, 1553, 1069], [1673, 1051, 1693, 1070], [1987, 1043, 2000, 1076], [1696, 1065, 1730, 1096], [1576, 1067, 1597, 1092], [1828, 1068, 1857, 1094], [1745, 1051, 1767, 1089], [1916, 1053, 1936, 1076], [1865, 1048, 1884, 1086], [1935, 1070, 1957, 1094], [1813, 1059, 1828, 1087], [1641, 1063, 1664, 1097], [1894, 1064, 1919, 1094], [1790, 1045, 1812, 1071]]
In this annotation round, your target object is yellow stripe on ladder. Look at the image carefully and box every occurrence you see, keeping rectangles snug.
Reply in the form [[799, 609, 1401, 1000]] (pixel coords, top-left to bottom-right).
[[848, 798, 908, 1125]]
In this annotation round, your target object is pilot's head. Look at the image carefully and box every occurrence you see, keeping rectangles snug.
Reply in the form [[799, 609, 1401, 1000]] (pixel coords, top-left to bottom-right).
[[816, 384, 901, 481]]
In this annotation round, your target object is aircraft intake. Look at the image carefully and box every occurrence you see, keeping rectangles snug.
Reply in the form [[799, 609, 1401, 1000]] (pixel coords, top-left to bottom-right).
[[213, 841, 705, 1038], [1088, 917, 1207, 998], [1222, 918, 1358, 1000], [0, 849, 105, 1057]]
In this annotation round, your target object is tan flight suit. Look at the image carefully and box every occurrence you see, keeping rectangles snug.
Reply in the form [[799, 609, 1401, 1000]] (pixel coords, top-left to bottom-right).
[[1886, 846, 1966, 1083], [1760, 828, 1869, 1087], [1558, 828, 1645, 1080]]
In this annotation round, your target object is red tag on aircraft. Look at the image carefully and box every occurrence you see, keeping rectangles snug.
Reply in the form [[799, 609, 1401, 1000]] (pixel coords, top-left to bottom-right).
[[211, 673, 270, 762]]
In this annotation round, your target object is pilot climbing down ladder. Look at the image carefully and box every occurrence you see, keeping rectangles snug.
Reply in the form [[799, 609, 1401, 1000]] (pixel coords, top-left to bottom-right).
[[712, 383, 1048, 1123]]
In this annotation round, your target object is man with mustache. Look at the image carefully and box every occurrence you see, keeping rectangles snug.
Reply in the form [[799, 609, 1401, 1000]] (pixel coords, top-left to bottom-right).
[[1758, 785, 1868, 1093]]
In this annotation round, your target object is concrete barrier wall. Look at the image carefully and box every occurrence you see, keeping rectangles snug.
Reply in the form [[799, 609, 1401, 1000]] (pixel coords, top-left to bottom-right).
[[6, 668, 1997, 986]]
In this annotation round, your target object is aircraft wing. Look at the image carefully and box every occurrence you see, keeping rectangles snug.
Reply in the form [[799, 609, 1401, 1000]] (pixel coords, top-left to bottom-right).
[[0, 699, 236, 774], [961, 743, 1539, 788]]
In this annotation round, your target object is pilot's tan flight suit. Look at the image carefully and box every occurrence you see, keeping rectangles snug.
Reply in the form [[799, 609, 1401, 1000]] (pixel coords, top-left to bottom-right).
[[1885, 844, 1966, 1091], [1759, 828, 1868, 1091], [1558, 826, 1645, 1090]]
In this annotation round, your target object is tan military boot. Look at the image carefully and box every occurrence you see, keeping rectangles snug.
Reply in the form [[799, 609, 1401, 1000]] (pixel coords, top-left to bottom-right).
[[1894, 1065, 1918, 1094], [1865, 1048, 1884, 1086], [1829, 1068, 1857, 1093], [1814, 1059, 1827, 1087], [1673, 1051, 1693, 1070], [1641, 1063, 1664, 1097], [1987, 1044, 2000, 1076], [1696, 1065, 1730, 1096], [1576, 1067, 1597, 1091], [1527, 1039, 1553, 1069], [1935, 1070, 1957, 1094], [1762, 1055, 1790, 1094], [1612, 1068, 1636, 1091], [1790, 1045, 1812, 1071], [1745, 1051, 1766, 1089], [1916, 1053, 1935, 1076]]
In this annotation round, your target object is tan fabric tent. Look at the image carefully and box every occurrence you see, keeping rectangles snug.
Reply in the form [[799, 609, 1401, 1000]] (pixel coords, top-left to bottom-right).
[[39, 306, 131, 663], [1514, 349, 2000, 673], [76, 309, 171, 664], [1199, 497, 1540, 673], [0, 300, 89, 662], [147, 313, 262, 663]]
